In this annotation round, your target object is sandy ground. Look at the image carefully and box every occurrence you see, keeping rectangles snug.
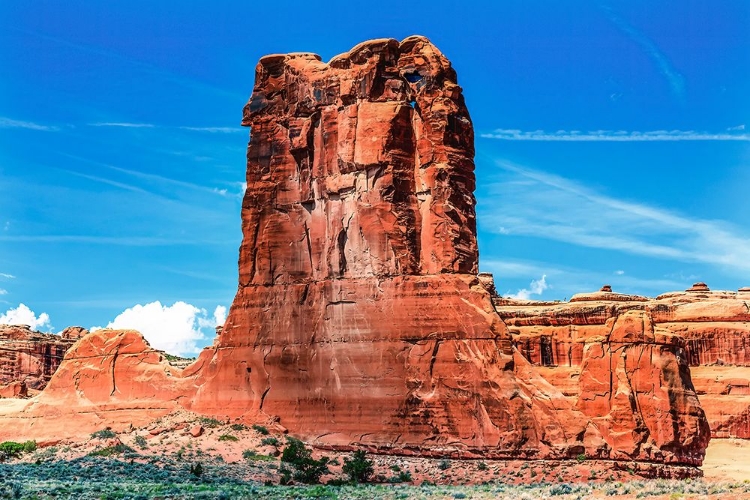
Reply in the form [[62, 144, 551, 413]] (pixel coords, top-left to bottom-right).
[[702, 438, 750, 482]]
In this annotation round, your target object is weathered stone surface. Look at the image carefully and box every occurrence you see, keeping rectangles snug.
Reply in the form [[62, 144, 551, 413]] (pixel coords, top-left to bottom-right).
[[0, 324, 84, 392], [188, 36, 599, 460], [496, 285, 749, 442], [0, 329, 189, 441]]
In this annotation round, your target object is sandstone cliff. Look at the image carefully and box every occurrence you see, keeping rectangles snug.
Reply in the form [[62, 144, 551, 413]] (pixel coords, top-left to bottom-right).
[[0, 325, 86, 397], [496, 283, 749, 441]]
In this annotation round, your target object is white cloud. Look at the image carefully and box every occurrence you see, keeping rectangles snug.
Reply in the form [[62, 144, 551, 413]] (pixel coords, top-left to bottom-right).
[[0, 304, 51, 330], [508, 274, 548, 300], [0, 289, 7, 295], [3, 221, 9, 231], [615, 270, 625, 275], [727, 124, 745, 131], [480, 161, 750, 273], [179, 126, 244, 133], [0, 117, 58, 131], [97, 301, 226, 357], [0, 273, 15, 279], [481, 129, 750, 142], [88, 122, 155, 128]]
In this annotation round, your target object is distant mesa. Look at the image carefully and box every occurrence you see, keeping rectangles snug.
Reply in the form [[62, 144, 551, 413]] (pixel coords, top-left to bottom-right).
[[687, 282, 710, 292]]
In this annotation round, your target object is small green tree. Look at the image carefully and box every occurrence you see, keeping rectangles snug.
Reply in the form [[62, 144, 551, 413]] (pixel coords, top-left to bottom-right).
[[280, 437, 329, 484], [342, 450, 374, 483]]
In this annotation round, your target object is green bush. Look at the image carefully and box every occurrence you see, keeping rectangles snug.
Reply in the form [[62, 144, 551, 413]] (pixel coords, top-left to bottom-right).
[[134, 435, 148, 449], [342, 450, 374, 483], [437, 459, 451, 470], [260, 437, 280, 447], [190, 462, 203, 477], [576, 453, 586, 463], [91, 428, 117, 440], [218, 434, 238, 442], [280, 437, 329, 484], [0, 441, 25, 458], [252, 424, 269, 435], [230, 423, 247, 432], [88, 444, 133, 457], [199, 417, 222, 428]]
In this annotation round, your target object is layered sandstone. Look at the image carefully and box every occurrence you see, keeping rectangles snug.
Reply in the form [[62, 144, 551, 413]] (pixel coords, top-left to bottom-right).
[[496, 283, 750, 440], [0, 329, 189, 441], [0, 324, 86, 395]]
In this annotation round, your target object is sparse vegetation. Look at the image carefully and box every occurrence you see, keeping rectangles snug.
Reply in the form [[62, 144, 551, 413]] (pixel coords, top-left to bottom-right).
[[218, 434, 239, 442], [91, 428, 117, 440], [199, 417, 223, 428], [134, 435, 148, 449], [0, 441, 36, 460], [280, 437, 329, 484], [261, 436, 280, 447], [230, 423, 248, 432], [88, 443, 133, 457], [438, 459, 451, 470], [252, 424, 270, 435], [342, 450, 374, 483]]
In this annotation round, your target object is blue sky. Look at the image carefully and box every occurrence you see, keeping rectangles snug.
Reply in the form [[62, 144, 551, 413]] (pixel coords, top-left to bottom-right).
[[1, 1, 748, 354]]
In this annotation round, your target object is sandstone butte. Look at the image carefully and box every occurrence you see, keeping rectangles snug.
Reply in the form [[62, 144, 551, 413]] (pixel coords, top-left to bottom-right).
[[495, 283, 750, 442], [0, 36, 715, 472]]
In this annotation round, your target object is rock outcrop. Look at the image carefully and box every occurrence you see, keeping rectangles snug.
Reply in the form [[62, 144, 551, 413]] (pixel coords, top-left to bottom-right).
[[496, 283, 750, 440], [0, 37, 713, 470], [0, 329, 189, 441], [0, 324, 87, 395]]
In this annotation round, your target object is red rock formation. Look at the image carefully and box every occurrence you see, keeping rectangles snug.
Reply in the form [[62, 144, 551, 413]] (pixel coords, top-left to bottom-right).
[[188, 36, 597, 460], [0, 329, 189, 441], [0, 38, 713, 470], [0, 324, 86, 393], [496, 284, 749, 441]]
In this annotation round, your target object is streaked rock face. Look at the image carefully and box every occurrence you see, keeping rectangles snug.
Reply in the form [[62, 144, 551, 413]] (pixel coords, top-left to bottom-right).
[[189, 36, 596, 459], [0, 324, 85, 394]]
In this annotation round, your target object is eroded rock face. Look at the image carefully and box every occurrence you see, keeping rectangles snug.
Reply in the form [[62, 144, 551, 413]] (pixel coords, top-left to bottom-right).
[[0, 325, 85, 394], [496, 285, 748, 445], [0, 329, 188, 441], [189, 36, 600, 460]]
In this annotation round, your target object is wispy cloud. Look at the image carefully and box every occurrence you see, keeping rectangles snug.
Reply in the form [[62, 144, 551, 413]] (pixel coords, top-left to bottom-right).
[[0, 289, 7, 295], [0, 273, 15, 279], [0, 117, 59, 131], [602, 6, 686, 101], [53, 167, 153, 195], [88, 122, 156, 128], [0, 235, 221, 246], [481, 129, 750, 141], [480, 161, 750, 273], [179, 126, 245, 133]]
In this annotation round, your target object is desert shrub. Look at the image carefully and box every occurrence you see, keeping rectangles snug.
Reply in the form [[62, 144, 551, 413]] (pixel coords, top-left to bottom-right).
[[252, 424, 269, 435], [134, 435, 148, 449], [190, 462, 203, 477], [230, 423, 247, 432], [261, 437, 280, 447], [398, 471, 412, 483], [0, 442, 25, 459], [437, 459, 451, 470], [477, 461, 488, 471], [342, 450, 374, 483], [199, 417, 222, 428], [550, 483, 574, 496], [89, 444, 133, 457], [280, 437, 329, 484], [576, 453, 586, 463], [218, 434, 238, 442], [242, 449, 257, 460], [91, 428, 117, 440]]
